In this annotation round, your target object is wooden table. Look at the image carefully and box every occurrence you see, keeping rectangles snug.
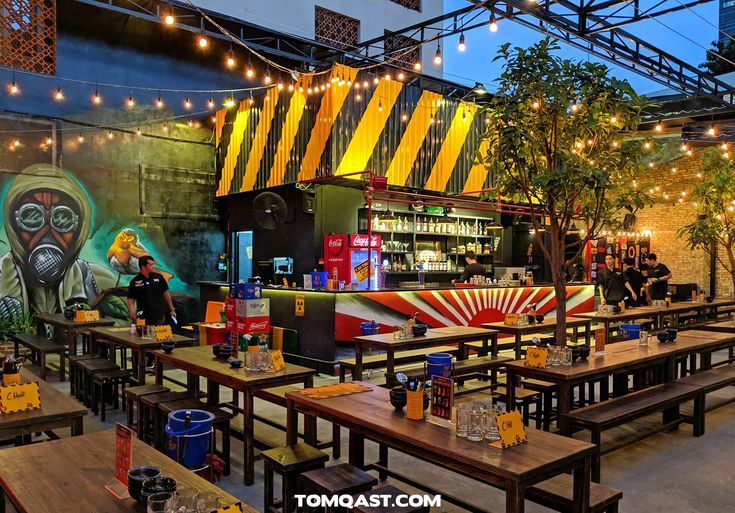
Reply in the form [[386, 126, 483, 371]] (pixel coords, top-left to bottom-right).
[[352, 326, 497, 382], [482, 317, 592, 359], [89, 327, 195, 385], [574, 307, 663, 346], [286, 382, 594, 513], [153, 345, 316, 485], [0, 429, 253, 513], [35, 312, 114, 357], [0, 368, 86, 441], [505, 330, 735, 435]]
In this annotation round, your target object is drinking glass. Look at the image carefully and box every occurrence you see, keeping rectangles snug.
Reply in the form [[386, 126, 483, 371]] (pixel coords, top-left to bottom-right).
[[393, 327, 402, 340], [484, 406, 501, 441], [639, 331, 649, 347], [455, 403, 469, 437], [547, 347, 559, 366], [467, 405, 484, 442], [561, 347, 572, 366], [196, 492, 221, 513], [147, 492, 176, 513], [245, 351, 255, 371], [174, 488, 197, 513], [147, 326, 156, 340]]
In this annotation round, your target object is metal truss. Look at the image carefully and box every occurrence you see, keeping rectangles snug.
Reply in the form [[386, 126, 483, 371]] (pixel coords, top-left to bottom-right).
[[352, 0, 735, 108]]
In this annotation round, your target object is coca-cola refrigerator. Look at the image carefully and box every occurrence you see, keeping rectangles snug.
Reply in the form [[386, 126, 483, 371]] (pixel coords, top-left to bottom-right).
[[323, 234, 382, 290]]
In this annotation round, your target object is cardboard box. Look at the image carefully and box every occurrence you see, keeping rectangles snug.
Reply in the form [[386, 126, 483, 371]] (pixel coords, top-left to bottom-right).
[[225, 319, 235, 332], [229, 283, 237, 298], [225, 297, 236, 315], [238, 332, 270, 350], [235, 298, 270, 318], [235, 316, 270, 334], [235, 282, 263, 300]]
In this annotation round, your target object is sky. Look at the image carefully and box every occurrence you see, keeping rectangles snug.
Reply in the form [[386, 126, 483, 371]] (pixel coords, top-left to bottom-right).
[[442, 0, 720, 96]]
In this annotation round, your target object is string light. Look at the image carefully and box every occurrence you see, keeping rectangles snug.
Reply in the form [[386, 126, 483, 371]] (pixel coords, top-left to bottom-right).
[[378, 101, 383, 112], [385, 72, 391, 81], [126, 91, 134, 108], [402, 112, 408, 121], [363, 80, 369, 88], [184, 97, 191, 109], [54, 85, 63, 101], [187, 118, 194, 127], [434, 43, 442, 65], [413, 61, 422, 71], [489, 13, 499, 32], [9, 76, 18, 95], [226, 46, 235, 68], [644, 141, 651, 150], [708, 125, 716, 136], [207, 97, 215, 109], [687, 149, 693, 156], [92, 88, 101, 105], [307, 87, 313, 95], [248, 92, 254, 105], [245, 57, 255, 78], [156, 94, 164, 108], [77, 134, 84, 143], [655, 121, 663, 132], [135, 127, 142, 136], [355, 92, 361, 101], [610, 114, 617, 123], [398, 70, 405, 81], [288, 83, 294, 92], [612, 141, 619, 148], [162, 123, 168, 132], [264, 66, 272, 85], [277, 79, 283, 91], [320, 84, 325, 91], [531, 100, 540, 110], [570, 103, 579, 112], [722, 143, 728, 151], [107, 131, 113, 139], [458, 32, 466, 52], [681, 143, 688, 151], [46, 136, 53, 145], [373, 76, 379, 85], [671, 167, 677, 173], [163, 8, 174, 25], [224, 96, 235, 108]]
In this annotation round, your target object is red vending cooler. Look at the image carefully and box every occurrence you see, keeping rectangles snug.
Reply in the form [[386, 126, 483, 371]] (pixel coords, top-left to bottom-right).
[[323, 234, 382, 290]]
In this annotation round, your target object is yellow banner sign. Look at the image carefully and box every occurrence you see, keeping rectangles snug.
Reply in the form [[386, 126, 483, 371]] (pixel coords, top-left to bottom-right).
[[75, 309, 100, 323], [353, 260, 370, 283], [0, 382, 41, 414], [295, 295, 304, 317], [271, 350, 286, 372], [504, 313, 519, 326], [154, 325, 173, 341], [525, 347, 548, 368], [496, 409, 528, 449]]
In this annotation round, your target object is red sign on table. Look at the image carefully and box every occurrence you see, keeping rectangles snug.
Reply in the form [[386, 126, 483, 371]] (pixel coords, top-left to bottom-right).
[[430, 376, 454, 420], [114, 424, 133, 486]]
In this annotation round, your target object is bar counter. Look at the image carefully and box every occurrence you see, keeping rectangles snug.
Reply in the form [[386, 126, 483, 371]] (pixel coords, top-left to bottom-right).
[[199, 281, 595, 374]]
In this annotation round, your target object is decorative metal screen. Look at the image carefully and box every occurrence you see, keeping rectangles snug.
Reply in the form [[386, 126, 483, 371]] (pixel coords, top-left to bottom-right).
[[140, 164, 218, 220], [384, 32, 420, 70], [314, 6, 359, 50], [390, 0, 421, 11], [0, 0, 55, 74]]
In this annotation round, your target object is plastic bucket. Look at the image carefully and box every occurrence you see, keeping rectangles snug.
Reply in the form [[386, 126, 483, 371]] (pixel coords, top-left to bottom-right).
[[165, 409, 214, 469], [205, 325, 226, 345], [426, 352, 453, 380], [620, 323, 641, 340], [359, 321, 379, 336]]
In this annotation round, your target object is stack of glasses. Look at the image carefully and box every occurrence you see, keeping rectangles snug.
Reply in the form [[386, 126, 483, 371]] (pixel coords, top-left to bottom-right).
[[546, 346, 572, 366], [455, 401, 503, 442]]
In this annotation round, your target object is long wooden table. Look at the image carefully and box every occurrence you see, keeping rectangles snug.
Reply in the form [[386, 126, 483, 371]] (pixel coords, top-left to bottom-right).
[[286, 382, 594, 513], [153, 345, 316, 485], [0, 429, 253, 513], [482, 317, 592, 359], [352, 326, 497, 382], [0, 368, 86, 441], [89, 327, 195, 385], [505, 330, 735, 435], [35, 312, 114, 357]]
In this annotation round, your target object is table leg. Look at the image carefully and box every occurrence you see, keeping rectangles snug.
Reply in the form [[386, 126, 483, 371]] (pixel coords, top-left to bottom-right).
[[505, 481, 525, 513], [243, 388, 255, 485], [66, 329, 76, 358], [558, 383, 573, 436], [385, 349, 395, 385], [89, 332, 99, 356], [506, 369, 517, 408], [459, 340, 467, 360], [136, 349, 146, 385], [572, 326, 579, 344], [303, 376, 316, 445], [584, 322, 591, 346], [491, 333, 498, 356], [155, 358, 164, 385], [206, 379, 219, 404], [354, 342, 363, 382], [604, 321, 611, 346], [571, 457, 591, 513], [348, 430, 365, 469], [0, 486, 6, 513], [71, 416, 84, 436], [286, 398, 298, 445], [515, 334, 522, 359]]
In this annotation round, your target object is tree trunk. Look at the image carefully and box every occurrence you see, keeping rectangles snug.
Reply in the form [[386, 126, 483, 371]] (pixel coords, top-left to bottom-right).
[[552, 265, 568, 346], [726, 244, 735, 299]]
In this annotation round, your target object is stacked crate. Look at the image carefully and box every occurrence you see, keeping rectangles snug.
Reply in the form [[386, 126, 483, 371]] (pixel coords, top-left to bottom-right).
[[226, 283, 270, 357]]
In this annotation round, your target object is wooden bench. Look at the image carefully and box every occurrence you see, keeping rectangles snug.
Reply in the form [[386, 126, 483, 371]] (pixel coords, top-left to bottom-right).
[[12, 333, 66, 381], [564, 382, 704, 482], [527, 474, 623, 513], [677, 365, 735, 426], [338, 345, 461, 382], [392, 354, 509, 392]]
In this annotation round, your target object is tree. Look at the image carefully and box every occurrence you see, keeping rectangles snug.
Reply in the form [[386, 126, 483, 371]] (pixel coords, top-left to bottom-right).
[[700, 40, 735, 75], [481, 38, 647, 345], [678, 148, 735, 297]]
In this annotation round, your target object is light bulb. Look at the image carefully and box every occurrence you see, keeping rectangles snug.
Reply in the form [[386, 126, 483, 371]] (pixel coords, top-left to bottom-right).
[[135, 128, 142, 136], [162, 124, 168, 132], [198, 33, 207, 48], [93, 90, 101, 104], [9, 80, 18, 95], [398, 70, 405, 80], [531, 100, 540, 110], [401, 113, 408, 121], [288, 83, 294, 92], [489, 14, 499, 32], [644, 141, 651, 149], [571, 103, 579, 112], [264, 73, 271, 85], [156, 95, 164, 108], [164, 12, 174, 25], [54, 87, 63, 101], [373, 77, 379, 85], [246, 59, 255, 78], [722, 143, 728, 150], [612, 141, 619, 148], [671, 167, 677, 173], [207, 97, 215, 109], [355, 93, 361, 101], [127, 93, 134, 108], [224, 97, 235, 108], [107, 131, 113, 139], [434, 44, 442, 65], [655, 122, 663, 132], [378, 101, 383, 112], [277, 81, 283, 91], [226, 49, 235, 68], [413, 61, 422, 71], [363, 80, 369, 88], [458, 33, 466, 52], [77, 134, 84, 143], [708, 125, 716, 136], [687, 150, 693, 156], [184, 97, 191, 109], [187, 119, 194, 127], [320, 84, 325, 91], [46, 136, 53, 145], [248, 95, 254, 106], [610, 115, 617, 123]]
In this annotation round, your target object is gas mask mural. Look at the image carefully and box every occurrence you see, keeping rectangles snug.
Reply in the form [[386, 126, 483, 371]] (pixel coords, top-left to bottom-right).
[[0, 164, 117, 319]]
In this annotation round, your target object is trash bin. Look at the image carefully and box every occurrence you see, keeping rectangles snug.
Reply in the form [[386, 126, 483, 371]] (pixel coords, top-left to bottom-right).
[[165, 409, 214, 469], [620, 323, 641, 340], [426, 353, 453, 379]]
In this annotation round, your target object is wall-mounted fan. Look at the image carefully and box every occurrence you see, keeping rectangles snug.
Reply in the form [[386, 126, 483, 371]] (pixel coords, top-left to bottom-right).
[[253, 191, 289, 230]]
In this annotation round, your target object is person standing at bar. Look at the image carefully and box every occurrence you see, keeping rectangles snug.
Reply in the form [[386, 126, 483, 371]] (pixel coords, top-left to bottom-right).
[[597, 254, 633, 306], [453, 251, 486, 283], [644, 253, 672, 301], [622, 257, 644, 307]]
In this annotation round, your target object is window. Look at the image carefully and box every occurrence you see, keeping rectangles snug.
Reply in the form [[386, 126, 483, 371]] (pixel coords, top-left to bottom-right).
[[390, 0, 421, 11], [315, 6, 359, 50], [0, 0, 55, 74], [384, 31, 421, 70]]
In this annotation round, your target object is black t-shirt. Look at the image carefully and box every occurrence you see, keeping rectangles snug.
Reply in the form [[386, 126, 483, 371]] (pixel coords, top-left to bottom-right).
[[623, 267, 644, 305], [127, 272, 169, 323], [596, 267, 627, 303], [647, 263, 671, 300], [460, 262, 487, 282]]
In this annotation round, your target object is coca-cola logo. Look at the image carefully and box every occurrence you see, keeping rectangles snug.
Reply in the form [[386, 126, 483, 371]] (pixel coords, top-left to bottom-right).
[[350, 234, 381, 248], [326, 236, 344, 256], [248, 320, 269, 330]]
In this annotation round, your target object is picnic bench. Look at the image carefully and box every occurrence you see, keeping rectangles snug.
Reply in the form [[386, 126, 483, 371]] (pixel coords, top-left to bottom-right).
[[12, 333, 65, 381]]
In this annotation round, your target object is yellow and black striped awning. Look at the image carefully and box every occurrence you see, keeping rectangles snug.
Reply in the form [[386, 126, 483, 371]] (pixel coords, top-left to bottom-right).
[[215, 64, 491, 197]]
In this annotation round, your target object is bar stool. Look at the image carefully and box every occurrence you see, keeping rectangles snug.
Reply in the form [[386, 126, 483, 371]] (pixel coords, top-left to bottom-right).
[[262, 443, 329, 513], [68, 354, 100, 398], [491, 386, 543, 429], [124, 384, 168, 435], [158, 399, 234, 475], [301, 463, 377, 512], [521, 378, 558, 431], [139, 390, 188, 446], [91, 368, 134, 421], [350, 485, 430, 513], [76, 357, 119, 405]]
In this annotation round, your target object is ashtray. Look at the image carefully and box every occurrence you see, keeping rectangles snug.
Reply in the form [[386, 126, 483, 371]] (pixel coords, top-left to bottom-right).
[[229, 358, 243, 369]]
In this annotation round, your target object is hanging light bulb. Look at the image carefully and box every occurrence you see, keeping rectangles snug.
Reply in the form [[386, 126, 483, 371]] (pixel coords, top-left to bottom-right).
[[224, 96, 235, 108], [363, 80, 369, 88], [135, 127, 142, 136], [107, 131, 113, 139], [413, 61, 422, 71], [245, 57, 255, 78], [9, 76, 18, 95], [307, 87, 313, 95], [430, 116, 435, 125], [162, 123, 168, 132], [187, 118, 194, 127], [655, 121, 663, 132], [401, 112, 408, 121], [355, 92, 362, 101], [644, 141, 651, 150], [434, 43, 442, 65], [397, 70, 405, 80], [207, 97, 215, 109], [46, 136, 53, 145], [156, 94, 164, 108], [226, 46, 235, 68], [610, 114, 617, 123], [184, 97, 192, 110], [320, 84, 326, 91], [373, 76, 379, 85], [77, 134, 84, 143], [288, 83, 294, 92], [277, 79, 284, 91], [264, 67, 272, 85], [671, 167, 677, 173], [722, 143, 728, 151], [378, 101, 383, 112], [92, 88, 102, 105], [384, 72, 391, 81], [687, 149, 693, 156], [612, 141, 619, 148], [198, 31, 207, 48], [708, 125, 716, 136], [531, 100, 540, 110], [127, 91, 134, 108], [54, 85, 63, 101], [458, 32, 466, 52], [489, 13, 499, 32], [298, 85, 304, 93], [248, 93, 254, 106], [354, 82, 360, 89], [163, 8, 174, 25], [570, 103, 579, 112]]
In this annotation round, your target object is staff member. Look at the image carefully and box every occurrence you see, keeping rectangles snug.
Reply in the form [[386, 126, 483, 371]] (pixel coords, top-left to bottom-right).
[[597, 254, 635, 305], [127, 255, 176, 325], [644, 253, 672, 301], [453, 251, 486, 283], [622, 257, 644, 307]]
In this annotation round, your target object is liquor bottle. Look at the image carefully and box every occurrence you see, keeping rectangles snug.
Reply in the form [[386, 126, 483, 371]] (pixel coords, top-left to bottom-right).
[[403, 216, 409, 232], [401, 256, 407, 271], [373, 214, 380, 231], [416, 216, 422, 232], [428, 218, 435, 234], [396, 217, 403, 232]]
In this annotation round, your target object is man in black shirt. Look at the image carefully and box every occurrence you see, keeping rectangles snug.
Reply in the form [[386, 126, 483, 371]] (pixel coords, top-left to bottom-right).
[[644, 253, 672, 301], [127, 255, 176, 325], [596, 254, 635, 305], [455, 251, 486, 283], [622, 257, 644, 307]]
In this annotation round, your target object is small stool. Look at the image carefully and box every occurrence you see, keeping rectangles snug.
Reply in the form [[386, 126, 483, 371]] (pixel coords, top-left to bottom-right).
[[124, 384, 168, 434], [492, 386, 543, 429], [91, 368, 134, 421], [350, 485, 430, 513], [158, 399, 234, 476], [521, 378, 558, 431], [301, 463, 377, 512], [68, 354, 100, 398], [76, 358, 119, 406], [262, 443, 329, 513], [139, 391, 188, 446]]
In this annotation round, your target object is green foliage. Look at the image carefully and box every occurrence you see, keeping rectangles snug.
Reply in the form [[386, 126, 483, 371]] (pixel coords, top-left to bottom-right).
[[482, 38, 648, 271], [0, 312, 35, 343], [700, 40, 735, 75], [98, 294, 129, 321]]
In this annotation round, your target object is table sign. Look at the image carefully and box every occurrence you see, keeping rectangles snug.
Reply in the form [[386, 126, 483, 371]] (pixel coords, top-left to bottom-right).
[[525, 347, 548, 368], [75, 309, 100, 323], [495, 410, 527, 449], [271, 350, 286, 372], [154, 325, 173, 341], [430, 376, 453, 420], [354, 260, 370, 283], [0, 382, 41, 414], [504, 313, 519, 326], [106, 424, 133, 498]]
